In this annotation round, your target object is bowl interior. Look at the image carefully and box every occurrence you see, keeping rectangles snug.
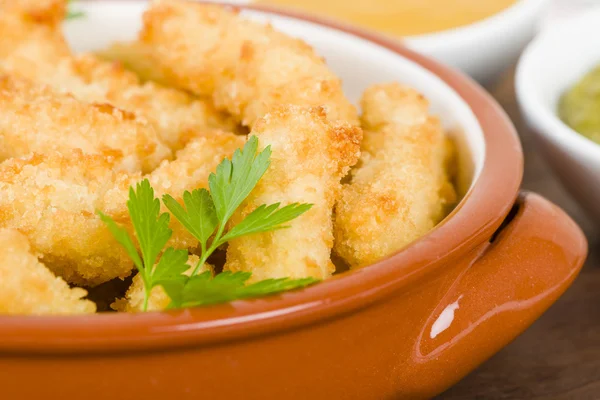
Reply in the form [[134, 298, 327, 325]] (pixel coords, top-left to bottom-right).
[[0, 1, 526, 350], [67, 0, 486, 188]]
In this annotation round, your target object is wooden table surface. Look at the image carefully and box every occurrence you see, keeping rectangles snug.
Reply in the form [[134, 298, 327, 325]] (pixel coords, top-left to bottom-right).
[[437, 68, 600, 400]]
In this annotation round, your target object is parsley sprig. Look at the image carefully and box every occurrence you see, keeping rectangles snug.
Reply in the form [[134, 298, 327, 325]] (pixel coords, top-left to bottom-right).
[[66, 0, 85, 20], [100, 136, 316, 311]]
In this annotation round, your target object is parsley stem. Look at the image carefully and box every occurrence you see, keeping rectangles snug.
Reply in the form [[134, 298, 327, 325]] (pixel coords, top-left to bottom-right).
[[191, 221, 227, 275], [141, 272, 151, 312], [143, 289, 150, 312]]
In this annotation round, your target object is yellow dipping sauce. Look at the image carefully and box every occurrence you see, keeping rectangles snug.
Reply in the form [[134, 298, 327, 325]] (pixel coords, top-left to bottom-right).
[[256, 0, 518, 36]]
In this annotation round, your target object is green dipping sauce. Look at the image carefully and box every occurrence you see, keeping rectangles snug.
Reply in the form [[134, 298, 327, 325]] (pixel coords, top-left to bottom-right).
[[559, 65, 600, 144]]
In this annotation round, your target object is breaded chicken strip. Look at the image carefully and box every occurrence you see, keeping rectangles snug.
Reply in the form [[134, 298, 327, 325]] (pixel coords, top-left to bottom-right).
[[0, 0, 70, 78], [0, 0, 66, 22], [0, 131, 244, 286], [113, 256, 213, 312], [0, 228, 96, 315], [147, 130, 246, 249], [96, 41, 174, 86], [0, 75, 170, 173], [14, 55, 236, 151], [140, 0, 358, 126], [334, 83, 456, 268], [0, 151, 137, 286], [224, 106, 361, 281], [0, 1, 235, 151]]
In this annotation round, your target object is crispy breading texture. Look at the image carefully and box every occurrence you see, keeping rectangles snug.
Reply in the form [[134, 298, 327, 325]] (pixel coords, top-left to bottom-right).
[[0, 1, 70, 78], [140, 0, 358, 126], [0, 75, 170, 173], [0, 151, 137, 286], [113, 256, 214, 312], [224, 106, 361, 281], [0, 1, 236, 151], [0, 229, 96, 315], [334, 83, 456, 268], [12, 54, 237, 151], [0, 0, 66, 24], [147, 130, 246, 249], [0, 131, 243, 287]]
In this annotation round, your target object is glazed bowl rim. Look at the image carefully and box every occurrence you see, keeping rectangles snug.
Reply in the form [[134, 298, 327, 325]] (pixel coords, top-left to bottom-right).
[[0, 3, 523, 354]]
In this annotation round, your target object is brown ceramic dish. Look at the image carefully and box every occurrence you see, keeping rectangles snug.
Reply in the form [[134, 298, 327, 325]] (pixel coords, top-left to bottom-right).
[[0, 2, 588, 399]]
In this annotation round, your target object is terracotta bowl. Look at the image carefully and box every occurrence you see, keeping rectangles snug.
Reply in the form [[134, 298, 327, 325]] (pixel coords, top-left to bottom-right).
[[0, 2, 588, 399]]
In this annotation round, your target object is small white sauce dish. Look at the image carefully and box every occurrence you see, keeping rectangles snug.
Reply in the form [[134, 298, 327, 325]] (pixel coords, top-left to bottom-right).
[[193, 0, 548, 83], [405, 0, 548, 83], [516, 7, 600, 224]]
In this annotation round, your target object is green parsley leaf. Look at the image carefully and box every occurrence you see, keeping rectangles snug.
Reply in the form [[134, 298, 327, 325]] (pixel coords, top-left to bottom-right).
[[151, 248, 190, 308], [97, 211, 142, 272], [128, 180, 172, 272], [172, 271, 318, 308], [209, 135, 271, 224], [100, 179, 177, 311], [163, 188, 217, 250], [66, 0, 85, 20], [66, 10, 85, 20], [219, 203, 313, 243], [152, 248, 189, 284], [102, 137, 317, 312]]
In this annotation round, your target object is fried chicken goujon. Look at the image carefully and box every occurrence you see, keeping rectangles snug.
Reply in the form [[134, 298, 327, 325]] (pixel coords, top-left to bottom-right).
[[0, 229, 95, 315], [334, 83, 456, 268], [224, 106, 361, 280], [0, 75, 170, 173], [0, 0, 235, 151], [0, 151, 137, 286], [140, 0, 358, 126], [0, 0, 70, 78], [147, 130, 246, 249], [0, 130, 245, 287]]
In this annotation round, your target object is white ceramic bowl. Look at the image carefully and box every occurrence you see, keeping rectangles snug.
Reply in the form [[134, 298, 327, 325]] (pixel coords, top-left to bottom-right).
[[191, 0, 548, 83], [405, 0, 548, 83], [516, 8, 600, 224]]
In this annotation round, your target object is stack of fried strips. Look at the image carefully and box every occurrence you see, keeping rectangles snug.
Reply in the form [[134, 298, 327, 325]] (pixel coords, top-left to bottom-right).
[[0, 0, 454, 315]]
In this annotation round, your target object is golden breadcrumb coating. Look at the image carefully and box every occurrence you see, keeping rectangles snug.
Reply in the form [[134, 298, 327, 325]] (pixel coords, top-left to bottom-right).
[[113, 256, 213, 312], [140, 0, 358, 126], [0, 1, 235, 151], [334, 83, 456, 268], [0, 151, 138, 286], [147, 130, 246, 249], [0, 0, 66, 22], [224, 106, 361, 281], [0, 1, 69, 80], [0, 228, 96, 315], [0, 131, 243, 287], [96, 41, 175, 86], [148, 130, 246, 199], [12, 54, 236, 151], [0, 75, 170, 173]]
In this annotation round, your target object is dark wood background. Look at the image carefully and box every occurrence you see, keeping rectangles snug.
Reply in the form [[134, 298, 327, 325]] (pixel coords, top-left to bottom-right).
[[438, 68, 600, 400]]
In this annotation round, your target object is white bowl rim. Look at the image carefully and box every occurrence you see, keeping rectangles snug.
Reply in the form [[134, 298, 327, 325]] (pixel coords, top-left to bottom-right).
[[188, 0, 545, 44], [406, 0, 547, 46], [516, 7, 600, 161]]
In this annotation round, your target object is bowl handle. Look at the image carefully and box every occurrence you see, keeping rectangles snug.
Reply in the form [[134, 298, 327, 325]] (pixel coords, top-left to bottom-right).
[[418, 192, 587, 384]]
